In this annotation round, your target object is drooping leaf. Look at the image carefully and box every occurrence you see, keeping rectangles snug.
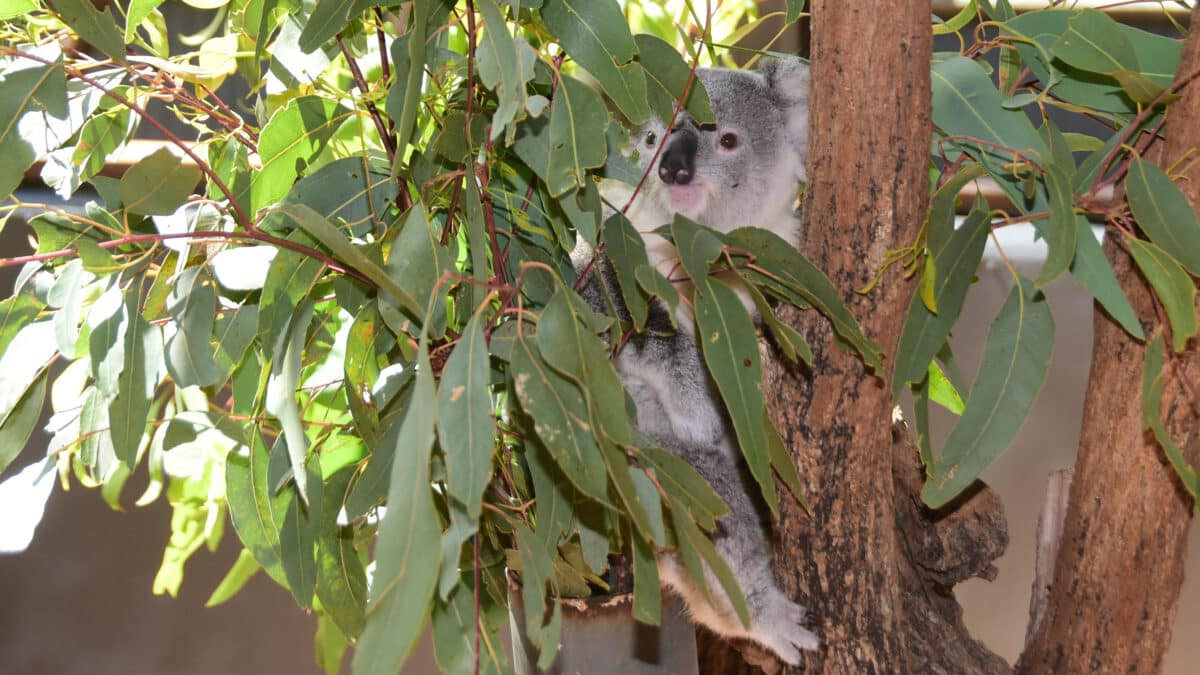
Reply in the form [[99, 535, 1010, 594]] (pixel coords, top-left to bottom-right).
[[386, 1, 430, 174], [316, 466, 369, 639], [0, 369, 48, 475], [513, 74, 609, 197], [165, 267, 222, 388], [476, 0, 535, 143], [1036, 163, 1078, 288], [258, 230, 326, 356], [205, 548, 260, 608], [727, 226, 883, 370], [278, 156, 399, 239], [923, 277, 1055, 507], [276, 446, 322, 608], [1071, 216, 1143, 340], [509, 330, 608, 502], [1126, 156, 1200, 277], [352, 345, 440, 675], [265, 298, 315, 505], [894, 198, 991, 397], [540, 0, 649, 124], [109, 291, 162, 468], [1126, 238, 1197, 352], [437, 310, 495, 523], [1142, 331, 1200, 502], [298, 0, 356, 53], [225, 429, 288, 587]]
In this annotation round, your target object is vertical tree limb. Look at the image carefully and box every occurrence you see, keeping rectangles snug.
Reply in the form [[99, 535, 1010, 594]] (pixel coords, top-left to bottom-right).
[[700, 1, 933, 672], [1017, 7, 1200, 673]]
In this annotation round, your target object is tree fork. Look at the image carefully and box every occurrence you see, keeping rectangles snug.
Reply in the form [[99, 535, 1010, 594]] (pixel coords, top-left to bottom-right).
[[1017, 7, 1200, 673]]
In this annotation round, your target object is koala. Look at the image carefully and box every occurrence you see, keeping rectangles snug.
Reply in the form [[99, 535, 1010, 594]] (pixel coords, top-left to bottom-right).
[[578, 57, 819, 665]]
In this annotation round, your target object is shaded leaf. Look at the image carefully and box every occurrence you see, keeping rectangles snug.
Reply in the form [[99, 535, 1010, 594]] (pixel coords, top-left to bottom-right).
[[923, 277, 1054, 507], [1126, 156, 1200, 276], [352, 345, 440, 675], [0, 369, 47, 475], [253, 97, 356, 213], [47, 0, 125, 58], [165, 267, 222, 388], [1142, 331, 1199, 502], [265, 298, 315, 505], [437, 310, 495, 522], [1127, 238, 1197, 352]]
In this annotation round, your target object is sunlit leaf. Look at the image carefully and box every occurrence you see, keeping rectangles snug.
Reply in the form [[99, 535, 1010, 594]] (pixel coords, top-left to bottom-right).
[[541, 0, 648, 124]]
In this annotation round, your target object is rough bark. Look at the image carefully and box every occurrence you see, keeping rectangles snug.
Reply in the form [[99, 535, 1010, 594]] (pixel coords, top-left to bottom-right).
[[698, 422, 1011, 674], [1017, 8, 1200, 674], [694, 1, 1011, 672]]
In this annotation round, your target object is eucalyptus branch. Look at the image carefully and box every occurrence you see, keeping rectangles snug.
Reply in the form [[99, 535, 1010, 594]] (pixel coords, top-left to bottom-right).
[[1, 47, 254, 232], [337, 34, 397, 161], [375, 8, 392, 83]]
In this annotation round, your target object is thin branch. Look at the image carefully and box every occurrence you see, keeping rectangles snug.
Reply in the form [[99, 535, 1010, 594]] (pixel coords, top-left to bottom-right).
[[337, 34, 398, 161], [2, 47, 254, 232]]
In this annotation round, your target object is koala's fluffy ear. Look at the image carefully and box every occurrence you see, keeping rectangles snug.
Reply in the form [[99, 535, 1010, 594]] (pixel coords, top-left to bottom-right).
[[759, 57, 810, 182]]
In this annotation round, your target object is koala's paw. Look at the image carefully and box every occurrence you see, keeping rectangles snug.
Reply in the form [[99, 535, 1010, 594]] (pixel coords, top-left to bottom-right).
[[752, 595, 821, 666]]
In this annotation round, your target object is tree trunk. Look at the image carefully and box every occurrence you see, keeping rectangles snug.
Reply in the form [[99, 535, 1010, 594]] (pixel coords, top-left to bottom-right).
[[696, 1, 1007, 672], [1017, 7, 1200, 674]]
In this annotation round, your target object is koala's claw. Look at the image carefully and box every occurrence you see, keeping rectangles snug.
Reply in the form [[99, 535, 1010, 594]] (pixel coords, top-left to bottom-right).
[[751, 594, 821, 666]]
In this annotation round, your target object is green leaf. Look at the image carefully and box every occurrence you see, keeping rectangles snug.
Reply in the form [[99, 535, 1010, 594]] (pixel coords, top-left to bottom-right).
[[540, 0, 649, 124], [124, 0, 165, 41], [0, 369, 47, 475], [109, 292, 162, 468], [47, 0, 125, 59], [1050, 10, 1138, 75], [0, 0, 37, 20], [765, 410, 806, 508], [384, 205, 455, 328], [640, 445, 727, 532], [277, 447, 322, 608], [298, 0, 355, 53], [258, 231, 325, 355], [1126, 156, 1200, 277], [165, 267, 222, 388], [88, 287, 127, 398], [316, 466, 368, 639], [72, 108, 132, 186], [928, 360, 965, 415], [253, 97, 356, 213], [600, 212, 652, 329], [266, 298, 315, 505], [1142, 331, 1200, 502], [1071, 217, 1143, 340], [668, 497, 750, 628], [226, 430, 288, 588], [281, 203, 424, 317], [923, 277, 1055, 507], [0, 294, 44, 356], [1036, 163, 1078, 288], [509, 330, 608, 502], [0, 63, 68, 200], [630, 521, 661, 625], [634, 34, 714, 125], [727, 227, 883, 370], [118, 147, 202, 216], [476, 0, 535, 143], [784, 0, 805, 24], [931, 56, 1048, 174], [386, 1, 429, 174], [1126, 238, 1197, 352], [352, 345, 440, 675], [437, 310, 495, 522], [515, 74, 609, 197], [205, 548, 261, 607], [279, 157, 399, 238]]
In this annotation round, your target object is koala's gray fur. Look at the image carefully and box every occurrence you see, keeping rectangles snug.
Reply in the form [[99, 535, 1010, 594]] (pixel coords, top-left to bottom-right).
[[577, 57, 818, 664]]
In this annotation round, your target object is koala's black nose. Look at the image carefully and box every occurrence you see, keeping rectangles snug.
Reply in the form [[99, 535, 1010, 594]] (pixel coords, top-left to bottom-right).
[[658, 128, 697, 185]]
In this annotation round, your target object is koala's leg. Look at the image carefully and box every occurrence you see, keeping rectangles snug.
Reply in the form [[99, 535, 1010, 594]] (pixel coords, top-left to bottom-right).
[[658, 439, 820, 665]]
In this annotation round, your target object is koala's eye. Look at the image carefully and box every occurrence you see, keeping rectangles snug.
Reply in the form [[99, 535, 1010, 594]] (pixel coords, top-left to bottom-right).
[[719, 132, 739, 150], [644, 131, 657, 147]]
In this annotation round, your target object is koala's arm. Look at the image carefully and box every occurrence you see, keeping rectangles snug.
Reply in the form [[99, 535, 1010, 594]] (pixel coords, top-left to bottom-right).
[[656, 436, 820, 666]]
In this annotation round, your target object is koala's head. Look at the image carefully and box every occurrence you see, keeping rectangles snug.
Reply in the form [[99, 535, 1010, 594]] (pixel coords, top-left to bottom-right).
[[632, 57, 810, 236]]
